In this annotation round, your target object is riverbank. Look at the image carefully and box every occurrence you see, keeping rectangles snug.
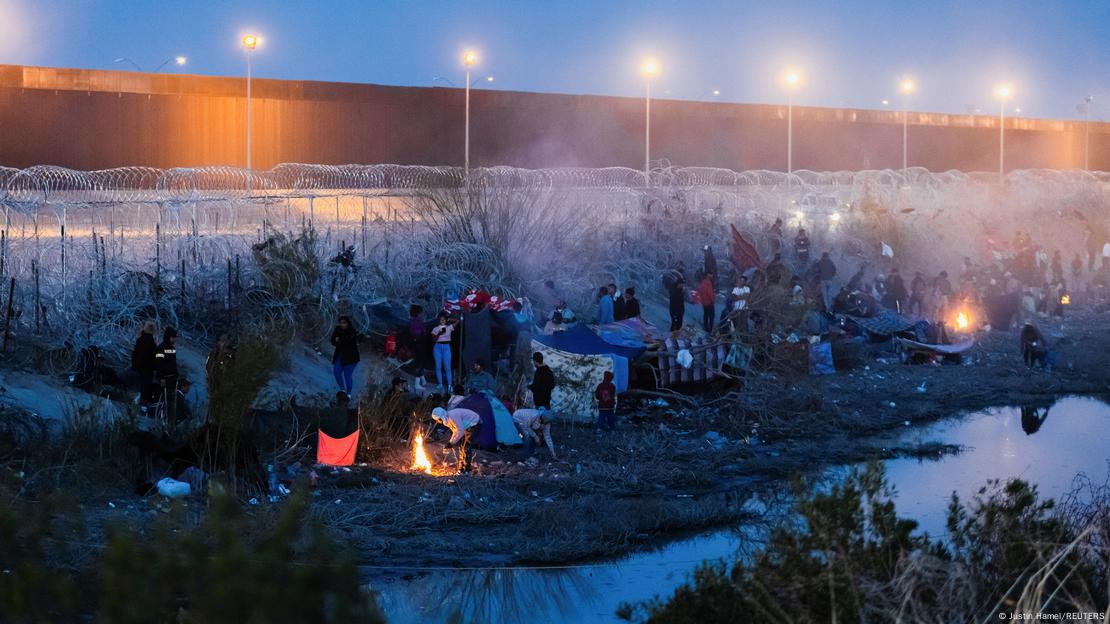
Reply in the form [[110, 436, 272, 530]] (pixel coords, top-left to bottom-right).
[[301, 307, 1110, 567]]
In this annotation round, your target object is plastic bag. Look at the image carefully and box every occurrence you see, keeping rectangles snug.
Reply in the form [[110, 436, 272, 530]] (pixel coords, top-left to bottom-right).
[[156, 477, 191, 499]]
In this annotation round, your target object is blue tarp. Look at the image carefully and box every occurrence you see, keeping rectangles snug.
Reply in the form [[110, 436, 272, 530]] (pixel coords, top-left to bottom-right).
[[534, 324, 645, 360], [456, 391, 520, 450]]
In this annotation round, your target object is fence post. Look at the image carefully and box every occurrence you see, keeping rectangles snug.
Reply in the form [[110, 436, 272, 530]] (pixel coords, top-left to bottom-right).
[[2, 277, 14, 352]]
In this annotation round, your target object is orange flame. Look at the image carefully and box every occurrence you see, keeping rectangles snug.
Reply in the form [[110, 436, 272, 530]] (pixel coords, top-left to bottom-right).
[[412, 434, 433, 474], [955, 311, 970, 330], [1060, 294, 1070, 305]]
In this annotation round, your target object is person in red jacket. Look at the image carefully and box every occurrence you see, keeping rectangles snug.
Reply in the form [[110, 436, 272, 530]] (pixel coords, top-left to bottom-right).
[[594, 371, 617, 431], [698, 272, 716, 333]]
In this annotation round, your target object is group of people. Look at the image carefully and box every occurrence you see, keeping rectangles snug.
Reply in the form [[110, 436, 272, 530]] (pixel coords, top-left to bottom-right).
[[594, 283, 642, 325], [129, 322, 190, 424]]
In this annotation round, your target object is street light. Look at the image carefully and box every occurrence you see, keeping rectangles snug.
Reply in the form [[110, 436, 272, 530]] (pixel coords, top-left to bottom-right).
[[1080, 96, 1094, 170], [900, 78, 915, 171], [463, 50, 478, 173], [782, 69, 802, 175], [994, 83, 1013, 181], [242, 34, 259, 176], [641, 59, 659, 183]]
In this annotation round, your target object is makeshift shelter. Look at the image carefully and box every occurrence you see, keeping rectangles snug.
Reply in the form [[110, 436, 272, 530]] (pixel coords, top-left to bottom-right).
[[531, 325, 644, 422], [456, 391, 520, 449]]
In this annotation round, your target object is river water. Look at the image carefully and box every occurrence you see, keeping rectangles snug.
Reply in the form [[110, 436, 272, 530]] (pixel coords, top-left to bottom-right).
[[370, 396, 1110, 624]]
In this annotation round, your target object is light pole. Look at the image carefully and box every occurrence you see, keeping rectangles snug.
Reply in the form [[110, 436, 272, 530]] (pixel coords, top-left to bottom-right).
[[640, 60, 659, 183], [782, 70, 801, 175], [994, 84, 1012, 181], [900, 79, 915, 171], [463, 50, 478, 174], [1082, 95, 1094, 171], [243, 34, 257, 177]]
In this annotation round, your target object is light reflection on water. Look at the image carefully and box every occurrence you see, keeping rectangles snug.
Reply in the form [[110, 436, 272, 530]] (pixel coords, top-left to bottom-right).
[[371, 396, 1110, 624]]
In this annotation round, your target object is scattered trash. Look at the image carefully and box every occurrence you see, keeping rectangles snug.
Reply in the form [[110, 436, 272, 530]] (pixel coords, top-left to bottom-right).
[[889, 402, 897, 408], [916, 382, 927, 393], [248, 498, 259, 505], [107, 502, 115, 509], [156, 477, 191, 499], [903, 420, 911, 426], [676, 349, 694, 369]]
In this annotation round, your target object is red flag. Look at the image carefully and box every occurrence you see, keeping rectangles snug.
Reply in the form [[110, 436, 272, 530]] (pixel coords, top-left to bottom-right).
[[729, 224, 762, 273]]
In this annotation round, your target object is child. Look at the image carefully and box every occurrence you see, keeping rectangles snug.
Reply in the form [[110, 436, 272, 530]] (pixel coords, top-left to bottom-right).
[[594, 371, 617, 431]]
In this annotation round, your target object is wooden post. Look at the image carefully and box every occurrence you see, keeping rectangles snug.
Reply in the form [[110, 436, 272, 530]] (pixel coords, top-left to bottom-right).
[[32, 260, 40, 331]]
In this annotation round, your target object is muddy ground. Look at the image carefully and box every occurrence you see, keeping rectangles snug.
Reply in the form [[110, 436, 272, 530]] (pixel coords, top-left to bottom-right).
[[7, 306, 1109, 571], [295, 306, 1110, 568]]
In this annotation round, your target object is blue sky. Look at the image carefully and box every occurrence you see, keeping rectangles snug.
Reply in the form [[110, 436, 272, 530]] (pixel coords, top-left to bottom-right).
[[1, 0, 1107, 120]]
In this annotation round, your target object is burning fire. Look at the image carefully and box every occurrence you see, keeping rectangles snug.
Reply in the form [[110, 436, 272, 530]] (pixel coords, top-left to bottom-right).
[[412, 434, 433, 474], [1060, 294, 1071, 305], [955, 311, 970, 330]]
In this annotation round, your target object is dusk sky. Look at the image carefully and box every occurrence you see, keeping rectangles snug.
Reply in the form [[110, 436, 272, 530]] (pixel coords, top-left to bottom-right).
[[1, 0, 1107, 120]]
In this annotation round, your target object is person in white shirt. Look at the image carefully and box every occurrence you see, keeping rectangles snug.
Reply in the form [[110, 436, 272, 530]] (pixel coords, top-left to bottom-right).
[[430, 314, 459, 393], [512, 408, 556, 459], [431, 406, 481, 473]]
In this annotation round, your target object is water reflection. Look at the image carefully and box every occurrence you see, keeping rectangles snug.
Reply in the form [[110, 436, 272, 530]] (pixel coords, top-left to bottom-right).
[[374, 396, 1110, 624]]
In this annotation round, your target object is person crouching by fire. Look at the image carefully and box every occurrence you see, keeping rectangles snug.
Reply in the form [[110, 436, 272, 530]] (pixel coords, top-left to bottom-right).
[[512, 407, 557, 459], [431, 406, 482, 473]]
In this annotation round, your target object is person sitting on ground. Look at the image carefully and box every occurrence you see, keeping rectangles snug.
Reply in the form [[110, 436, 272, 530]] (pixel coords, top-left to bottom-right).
[[465, 359, 496, 395], [596, 286, 615, 325], [528, 351, 555, 410], [616, 287, 641, 321], [512, 407, 557, 459], [594, 371, 617, 432], [171, 378, 192, 426], [1019, 322, 1050, 369], [431, 406, 482, 473], [383, 376, 419, 406]]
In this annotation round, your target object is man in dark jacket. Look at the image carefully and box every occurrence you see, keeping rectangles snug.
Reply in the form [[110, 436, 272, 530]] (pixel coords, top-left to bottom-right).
[[154, 327, 179, 420], [817, 252, 837, 312], [617, 287, 641, 321], [528, 352, 555, 410], [669, 278, 686, 332], [794, 228, 811, 266], [765, 253, 785, 285], [131, 321, 158, 399]]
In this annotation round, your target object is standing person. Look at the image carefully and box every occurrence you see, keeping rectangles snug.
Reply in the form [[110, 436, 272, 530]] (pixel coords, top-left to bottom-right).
[[769, 218, 784, 252], [698, 272, 716, 333], [1051, 251, 1064, 284], [618, 287, 641, 320], [794, 228, 811, 266], [431, 406, 482, 473], [512, 407, 557, 459], [611, 283, 626, 321], [330, 316, 360, 397], [596, 286, 615, 325], [528, 351, 555, 410], [703, 245, 718, 288], [887, 268, 908, 313], [130, 321, 158, 400], [934, 271, 954, 319], [1071, 253, 1083, 282], [594, 371, 617, 431], [154, 327, 179, 418], [817, 252, 837, 312], [430, 314, 459, 394], [669, 277, 687, 332], [765, 253, 785, 285]]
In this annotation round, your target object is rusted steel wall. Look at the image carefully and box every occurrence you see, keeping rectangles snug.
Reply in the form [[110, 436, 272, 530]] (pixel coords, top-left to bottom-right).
[[0, 64, 1106, 172]]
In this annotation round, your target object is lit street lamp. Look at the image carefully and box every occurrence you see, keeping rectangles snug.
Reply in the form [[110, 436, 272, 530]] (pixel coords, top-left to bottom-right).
[[782, 69, 802, 175], [900, 78, 915, 171], [463, 50, 478, 174], [994, 83, 1013, 181], [242, 34, 259, 175], [641, 59, 659, 183]]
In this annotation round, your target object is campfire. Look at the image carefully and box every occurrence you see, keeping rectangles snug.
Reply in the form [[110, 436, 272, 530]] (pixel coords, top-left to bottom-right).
[[1060, 294, 1071, 305], [955, 311, 970, 330], [412, 433, 433, 475]]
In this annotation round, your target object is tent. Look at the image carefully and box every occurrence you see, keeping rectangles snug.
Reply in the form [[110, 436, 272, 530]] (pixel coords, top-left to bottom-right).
[[534, 324, 645, 360], [456, 391, 520, 450]]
